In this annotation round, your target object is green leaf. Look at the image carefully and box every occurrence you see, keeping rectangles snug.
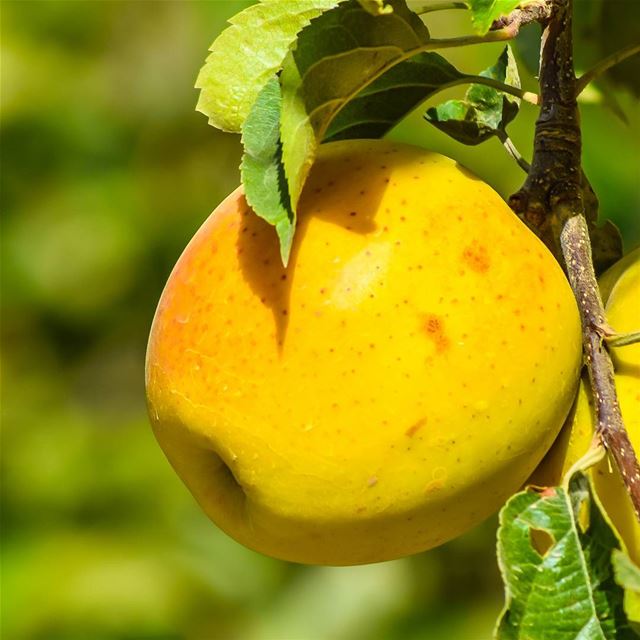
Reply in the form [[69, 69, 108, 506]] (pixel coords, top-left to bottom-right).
[[513, 21, 541, 75], [590, 220, 624, 275], [280, 0, 429, 209], [280, 0, 430, 210], [248, 0, 466, 260], [240, 77, 294, 266], [495, 472, 635, 640], [425, 45, 520, 145], [612, 551, 640, 626], [195, 0, 343, 132], [614, 552, 640, 595], [325, 52, 463, 141], [581, 175, 623, 275], [466, 0, 535, 35]]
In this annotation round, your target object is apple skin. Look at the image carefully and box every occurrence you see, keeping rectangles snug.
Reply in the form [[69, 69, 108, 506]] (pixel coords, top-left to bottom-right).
[[146, 139, 582, 565], [606, 248, 640, 374], [529, 249, 639, 562], [598, 247, 640, 309]]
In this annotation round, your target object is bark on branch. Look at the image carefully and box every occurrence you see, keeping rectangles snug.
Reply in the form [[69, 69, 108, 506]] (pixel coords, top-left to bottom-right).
[[561, 215, 640, 517], [507, 0, 640, 519]]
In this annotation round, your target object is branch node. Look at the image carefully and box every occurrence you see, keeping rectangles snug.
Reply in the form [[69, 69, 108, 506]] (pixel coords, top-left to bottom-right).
[[490, 1, 552, 36], [508, 0, 640, 521]]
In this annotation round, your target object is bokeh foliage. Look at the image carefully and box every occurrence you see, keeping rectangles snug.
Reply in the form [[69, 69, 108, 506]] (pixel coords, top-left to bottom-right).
[[1, 2, 638, 639]]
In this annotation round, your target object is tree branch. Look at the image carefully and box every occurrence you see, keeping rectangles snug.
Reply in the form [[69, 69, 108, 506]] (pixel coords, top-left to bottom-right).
[[575, 43, 640, 96], [490, 1, 551, 37], [507, 0, 640, 520], [508, 0, 581, 254], [560, 215, 640, 517]]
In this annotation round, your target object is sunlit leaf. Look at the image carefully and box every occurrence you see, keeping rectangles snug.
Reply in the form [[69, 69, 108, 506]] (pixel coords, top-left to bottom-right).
[[425, 45, 520, 145], [614, 551, 640, 596], [280, 0, 430, 210], [466, 0, 536, 35], [244, 2, 470, 262], [495, 472, 635, 640], [240, 77, 294, 266], [195, 0, 343, 132], [612, 550, 640, 626]]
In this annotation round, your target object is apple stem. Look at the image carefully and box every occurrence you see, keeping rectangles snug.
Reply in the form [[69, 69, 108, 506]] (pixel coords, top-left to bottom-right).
[[504, 0, 640, 520]]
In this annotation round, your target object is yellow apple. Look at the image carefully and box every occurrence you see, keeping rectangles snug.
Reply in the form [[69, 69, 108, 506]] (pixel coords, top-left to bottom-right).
[[599, 247, 640, 309], [146, 139, 582, 565], [529, 249, 639, 562], [606, 248, 640, 373]]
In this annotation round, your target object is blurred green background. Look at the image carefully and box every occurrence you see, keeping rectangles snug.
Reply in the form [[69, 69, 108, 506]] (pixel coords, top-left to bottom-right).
[[2, 2, 638, 639]]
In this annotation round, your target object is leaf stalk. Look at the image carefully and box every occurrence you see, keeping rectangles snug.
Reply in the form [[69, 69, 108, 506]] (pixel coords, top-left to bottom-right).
[[460, 75, 539, 104], [413, 1, 468, 14], [497, 133, 531, 173]]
